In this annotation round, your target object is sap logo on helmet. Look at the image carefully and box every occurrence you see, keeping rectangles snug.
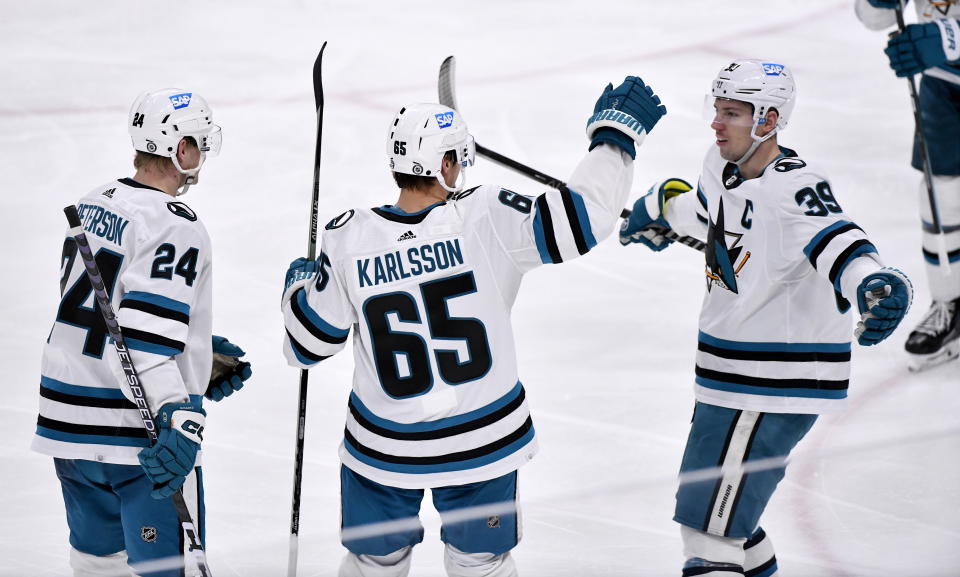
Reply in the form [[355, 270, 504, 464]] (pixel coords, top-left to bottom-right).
[[169, 92, 193, 110], [435, 111, 454, 129], [762, 63, 785, 76]]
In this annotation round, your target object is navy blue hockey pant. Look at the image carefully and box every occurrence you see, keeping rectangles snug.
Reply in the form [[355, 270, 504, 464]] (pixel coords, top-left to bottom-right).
[[674, 402, 817, 539], [54, 458, 204, 577], [340, 465, 519, 557]]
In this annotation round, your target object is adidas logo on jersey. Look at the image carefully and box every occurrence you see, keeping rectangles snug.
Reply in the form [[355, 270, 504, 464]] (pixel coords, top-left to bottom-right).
[[397, 230, 417, 241]]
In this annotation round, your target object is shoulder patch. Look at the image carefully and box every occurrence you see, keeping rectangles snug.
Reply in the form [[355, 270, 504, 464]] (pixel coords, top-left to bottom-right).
[[166, 202, 198, 221], [450, 186, 480, 201], [325, 209, 356, 230], [774, 157, 807, 172], [497, 188, 533, 214]]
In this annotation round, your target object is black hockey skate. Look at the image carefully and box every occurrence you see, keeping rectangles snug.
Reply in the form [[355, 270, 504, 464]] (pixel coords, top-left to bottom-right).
[[905, 297, 960, 372]]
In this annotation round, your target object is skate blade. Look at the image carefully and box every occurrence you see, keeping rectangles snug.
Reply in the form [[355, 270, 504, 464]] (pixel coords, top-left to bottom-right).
[[907, 340, 960, 372]]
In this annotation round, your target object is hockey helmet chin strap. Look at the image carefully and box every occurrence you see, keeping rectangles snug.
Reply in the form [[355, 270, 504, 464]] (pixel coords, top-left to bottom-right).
[[734, 115, 778, 166], [437, 165, 467, 195], [170, 149, 207, 196]]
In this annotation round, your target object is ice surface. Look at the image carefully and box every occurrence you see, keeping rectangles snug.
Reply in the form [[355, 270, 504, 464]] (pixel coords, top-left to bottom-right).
[[2, 1, 957, 575]]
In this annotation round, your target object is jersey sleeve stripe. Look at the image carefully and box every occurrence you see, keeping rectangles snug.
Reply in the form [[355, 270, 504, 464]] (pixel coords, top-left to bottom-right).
[[121, 291, 190, 315], [291, 288, 349, 344], [697, 213, 709, 225], [803, 221, 861, 268], [119, 298, 190, 325], [532, 196, 563, 264], [827, 240, 877, 291], [697, 186, 708, 210], [120, 327, 185, 356], [560, 187, 597, 255], [285, 329, 329, 364]]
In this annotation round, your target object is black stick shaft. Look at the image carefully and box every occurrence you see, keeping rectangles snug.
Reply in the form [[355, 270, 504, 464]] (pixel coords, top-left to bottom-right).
[[63, 205, 211, 577], [289, 41, 327, 577], [438, 55, 704, 254]]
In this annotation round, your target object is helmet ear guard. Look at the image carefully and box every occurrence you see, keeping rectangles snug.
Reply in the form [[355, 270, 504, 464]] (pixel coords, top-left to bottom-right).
[[387, 103, 475, 193]]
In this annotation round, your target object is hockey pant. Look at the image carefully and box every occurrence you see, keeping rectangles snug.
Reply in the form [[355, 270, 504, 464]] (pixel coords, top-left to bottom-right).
[[674, 403, 815, 574], [55, 458, 204, 577], [339, 465, 519, 577]]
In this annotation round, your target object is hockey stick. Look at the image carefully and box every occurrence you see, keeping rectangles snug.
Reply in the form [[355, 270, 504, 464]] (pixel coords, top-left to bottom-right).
[[288, 41, 326, 577], [894, 2, 951, 275], [438, 55, 705, 253], [62, 205, 211, 577]]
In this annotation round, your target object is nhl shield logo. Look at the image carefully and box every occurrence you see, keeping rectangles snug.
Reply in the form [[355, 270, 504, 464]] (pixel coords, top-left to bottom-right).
[[487, 516, 501, 529], [141, 526, 158, 543]]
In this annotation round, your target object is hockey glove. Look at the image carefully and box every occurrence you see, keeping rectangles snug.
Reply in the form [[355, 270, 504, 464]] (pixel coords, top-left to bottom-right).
[[206, 335, 252, 401], [619, 178, 692, 251], [855, 267, 913, 346], [587, 76, 666, 160], [138, 401, 205, 499], [284, 256, 319, 294], [866, 0, 903, 9], [885, 20, 960, 77]]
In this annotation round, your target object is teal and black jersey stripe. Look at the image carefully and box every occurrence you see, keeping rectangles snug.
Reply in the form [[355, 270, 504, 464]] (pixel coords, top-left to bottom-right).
[[922, 246, 960, 265], [290, 287, 349, 344], [532, 187, 597, 264], [285, 329, 330, 365], [695, 332, 851, 400], [120, 327, 185, 356], [343, 382, 536, 475], [803, 220, 877, 292], [119, 291, 190, 324]]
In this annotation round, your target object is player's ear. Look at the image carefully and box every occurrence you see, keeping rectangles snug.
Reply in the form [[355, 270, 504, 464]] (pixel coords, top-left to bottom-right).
[[761, 109, 779, 136]]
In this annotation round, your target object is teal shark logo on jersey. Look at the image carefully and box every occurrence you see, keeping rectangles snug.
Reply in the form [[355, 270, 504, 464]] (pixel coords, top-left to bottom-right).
[[705, 197, 750, 294]]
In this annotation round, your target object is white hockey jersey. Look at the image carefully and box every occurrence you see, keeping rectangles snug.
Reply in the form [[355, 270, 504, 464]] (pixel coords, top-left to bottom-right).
[[856, 0, 960, 85], [33, 178, 212, 465], [665, 147, 884, 414], [282, 144, 633, 489]]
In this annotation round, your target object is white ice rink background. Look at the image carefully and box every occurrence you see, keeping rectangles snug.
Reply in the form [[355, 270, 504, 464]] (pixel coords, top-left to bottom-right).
[[2, 1, 958, 575]]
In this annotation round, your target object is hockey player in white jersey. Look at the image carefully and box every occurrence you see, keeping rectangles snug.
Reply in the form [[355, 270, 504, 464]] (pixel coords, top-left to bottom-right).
[[620, 60, 913, 576], [282, 77, 666, 576], [856, 0, 960, 371], [33, 89, 252, 577]]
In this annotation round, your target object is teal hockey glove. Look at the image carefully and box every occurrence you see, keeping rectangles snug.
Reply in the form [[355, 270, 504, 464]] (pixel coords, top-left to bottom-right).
[[620, 178, 692, 251], [284, 256, 319, 293], [886, 20, 960, 77], [206, 335, 252, 401], [138, 402, 205, 499], [587, 76, 666, 159], [855, 267, 913, 346]]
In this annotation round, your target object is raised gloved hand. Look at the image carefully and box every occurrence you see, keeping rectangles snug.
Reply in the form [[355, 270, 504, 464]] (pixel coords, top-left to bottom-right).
[[284, 257, 319, 294], [586, 76, 666, 159], [885, 21, 960, 77], [855, 267, 913, 346], [866, 0, 903, 9], [619, 178, 692, 251], [138, 401, 205, 499], [206, 336, 252, 401]]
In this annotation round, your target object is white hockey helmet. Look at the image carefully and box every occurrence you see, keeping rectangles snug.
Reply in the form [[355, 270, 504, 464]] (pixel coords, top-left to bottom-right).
[[387, 103, 475, 193], [711, 59, 796, 131], [128, 88, 221, 186]]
